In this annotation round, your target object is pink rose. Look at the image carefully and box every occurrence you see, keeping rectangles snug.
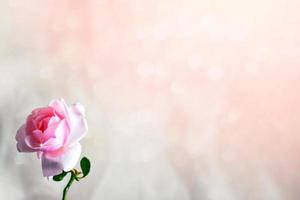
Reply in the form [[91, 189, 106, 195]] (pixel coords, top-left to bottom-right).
[[15, 99, 88, 177]]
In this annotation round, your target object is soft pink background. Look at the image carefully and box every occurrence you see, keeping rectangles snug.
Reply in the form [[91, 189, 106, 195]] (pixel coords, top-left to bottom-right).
[[1, 0, 300, 199]]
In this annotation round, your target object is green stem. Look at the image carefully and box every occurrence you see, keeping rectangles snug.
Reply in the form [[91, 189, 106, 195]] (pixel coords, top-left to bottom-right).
[[62, 172, 76, 200]]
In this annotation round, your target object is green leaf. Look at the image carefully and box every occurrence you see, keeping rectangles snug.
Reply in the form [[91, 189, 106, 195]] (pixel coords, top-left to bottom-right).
[[53, 171, 68, 182], [80, 157, 91, 178]]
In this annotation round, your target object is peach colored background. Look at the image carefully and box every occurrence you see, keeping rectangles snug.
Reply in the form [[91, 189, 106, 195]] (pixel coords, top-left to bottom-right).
[[1, 0, 300, 199]]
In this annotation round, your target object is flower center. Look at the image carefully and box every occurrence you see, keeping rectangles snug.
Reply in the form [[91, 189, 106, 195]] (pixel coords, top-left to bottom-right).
[[38, 117, 51, 133]]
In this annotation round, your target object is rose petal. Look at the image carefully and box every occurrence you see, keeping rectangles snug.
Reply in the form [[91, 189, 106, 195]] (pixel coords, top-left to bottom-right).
[[41, 143, 82, 177], [41, 154, 64, 177], [49, 100, 88, 146], [41, 117, 60, 142], [26, 107, 55, 134], [15, 124, 35, 152], [31, 130, 43, 144], [42, 119, 68, 152], [59, 143, 82, 171], [48, 115, 61, 126], [49, 98, 69, 120], [24, 136, 40, 150], [72, 103, 86, 117], [66, 103, 88, 146]]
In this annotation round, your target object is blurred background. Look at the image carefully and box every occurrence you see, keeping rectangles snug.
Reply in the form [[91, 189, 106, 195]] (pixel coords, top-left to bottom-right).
[[1, 0, 300, 199]]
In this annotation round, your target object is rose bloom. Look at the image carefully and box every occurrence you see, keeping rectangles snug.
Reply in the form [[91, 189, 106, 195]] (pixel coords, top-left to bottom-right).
[[15, 99, 88, 177]]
